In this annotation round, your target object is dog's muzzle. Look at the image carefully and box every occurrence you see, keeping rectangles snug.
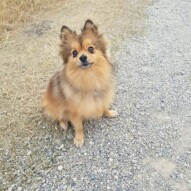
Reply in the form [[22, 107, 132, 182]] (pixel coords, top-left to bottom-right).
[[79, 54, 93, 69]]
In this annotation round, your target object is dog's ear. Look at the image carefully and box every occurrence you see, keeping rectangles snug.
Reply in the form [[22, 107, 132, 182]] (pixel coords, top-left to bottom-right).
[[60, 25, 74, 40], [82, 19, 98, 34]]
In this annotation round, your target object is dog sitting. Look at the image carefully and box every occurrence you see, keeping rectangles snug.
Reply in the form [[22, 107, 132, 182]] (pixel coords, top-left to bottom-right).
[[42, 20, 117, 147]]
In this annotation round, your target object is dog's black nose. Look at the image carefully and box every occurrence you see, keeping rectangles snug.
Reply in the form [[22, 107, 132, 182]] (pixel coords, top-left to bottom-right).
[[79, 55, 87, 63]]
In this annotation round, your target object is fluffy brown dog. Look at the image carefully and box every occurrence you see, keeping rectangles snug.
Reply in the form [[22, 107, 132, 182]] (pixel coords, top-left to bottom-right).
[[42, 20, 117, 147]]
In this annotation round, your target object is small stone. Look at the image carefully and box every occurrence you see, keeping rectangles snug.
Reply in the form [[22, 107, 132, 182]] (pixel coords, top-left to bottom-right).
[[26, 179, 31, 184], [114, 175, 118, 179], [179, 173, 184, 179], [17, 187, 22, 191], [59, 184, 66, 190], [132, 159, 137, 163], [89, 141, 94, 145], [27, 151, 32, 156], [109, 158, 113, 162], [58, 144, 64, 150], [107, 186, 111, 190], [58, 165, 63, 171], [66, 187, 73, 191]]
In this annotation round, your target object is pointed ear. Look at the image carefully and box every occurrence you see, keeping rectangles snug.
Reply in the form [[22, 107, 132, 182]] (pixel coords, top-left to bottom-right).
[[60, 25, 73, 40], [83, 19, 98, 33]]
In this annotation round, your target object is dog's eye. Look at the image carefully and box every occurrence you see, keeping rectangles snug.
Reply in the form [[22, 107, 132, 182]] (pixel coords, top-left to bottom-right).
[[88, 46, 94, 54], [72, 50, 78, 57]]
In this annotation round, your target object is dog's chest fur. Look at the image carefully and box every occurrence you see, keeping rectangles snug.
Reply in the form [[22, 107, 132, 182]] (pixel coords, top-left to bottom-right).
[[61, 79, 114, 118]]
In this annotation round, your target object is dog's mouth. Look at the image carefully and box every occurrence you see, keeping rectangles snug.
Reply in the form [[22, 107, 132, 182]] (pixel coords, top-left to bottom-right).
[[80, 62, 94, 69]]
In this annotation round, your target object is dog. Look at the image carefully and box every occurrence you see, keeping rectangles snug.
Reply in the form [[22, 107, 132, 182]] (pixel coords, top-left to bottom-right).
[[42, 19, 117, 147]]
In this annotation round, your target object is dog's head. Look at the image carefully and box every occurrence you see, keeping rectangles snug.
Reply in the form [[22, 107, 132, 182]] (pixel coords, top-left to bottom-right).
[[60, 20, 108, 69]]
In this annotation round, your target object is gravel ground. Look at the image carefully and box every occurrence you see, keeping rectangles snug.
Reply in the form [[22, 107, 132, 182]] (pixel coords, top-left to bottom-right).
[[0, 0, 191, 190]]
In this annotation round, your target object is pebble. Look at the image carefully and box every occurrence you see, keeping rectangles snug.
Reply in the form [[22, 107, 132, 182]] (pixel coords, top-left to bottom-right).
[[27, 151, 32, 156], [17, 187, 22, 191], [58, 165, 63, 171]]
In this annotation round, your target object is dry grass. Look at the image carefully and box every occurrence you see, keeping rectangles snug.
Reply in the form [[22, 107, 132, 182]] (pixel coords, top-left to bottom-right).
[[0, 0, 66, 42]]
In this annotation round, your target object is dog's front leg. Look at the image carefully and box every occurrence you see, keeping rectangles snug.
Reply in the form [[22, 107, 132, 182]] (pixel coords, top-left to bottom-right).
[[69, 114, 84, 147]]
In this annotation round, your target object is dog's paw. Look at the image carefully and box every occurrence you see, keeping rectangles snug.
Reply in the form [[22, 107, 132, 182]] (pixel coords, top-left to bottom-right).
[[74, 137, 84, 147], [104, 109, 118, 118], [59, 120, 68, 131], [109, 110, 118, 117]]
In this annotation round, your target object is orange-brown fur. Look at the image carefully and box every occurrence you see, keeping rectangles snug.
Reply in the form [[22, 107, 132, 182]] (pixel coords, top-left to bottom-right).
[[42, 20, 117, 147]]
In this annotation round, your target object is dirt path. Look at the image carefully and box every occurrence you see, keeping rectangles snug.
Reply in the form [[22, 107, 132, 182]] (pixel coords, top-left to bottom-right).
[[1, 0, 191, 190]]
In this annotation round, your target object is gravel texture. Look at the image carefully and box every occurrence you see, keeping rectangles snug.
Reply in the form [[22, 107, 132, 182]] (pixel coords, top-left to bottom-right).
[[0, 0, 191, 190]]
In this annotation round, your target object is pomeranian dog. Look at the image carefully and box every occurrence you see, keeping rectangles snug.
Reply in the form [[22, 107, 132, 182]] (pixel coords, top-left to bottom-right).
[[42, 19, 117, 147]]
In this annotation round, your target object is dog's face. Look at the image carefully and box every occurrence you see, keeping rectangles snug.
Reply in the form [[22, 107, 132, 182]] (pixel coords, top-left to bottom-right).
[[60, 20, 107, 69]]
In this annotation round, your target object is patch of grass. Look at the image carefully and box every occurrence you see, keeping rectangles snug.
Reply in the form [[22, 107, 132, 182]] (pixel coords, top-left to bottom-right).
[[0, 0, 66, 42]]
